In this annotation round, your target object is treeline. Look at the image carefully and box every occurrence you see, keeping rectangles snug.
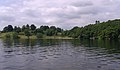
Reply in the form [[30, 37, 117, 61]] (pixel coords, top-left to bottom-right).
[[2, 19, 120, 39], [65, 19, 120, 39], [2, 24, 63, 39]]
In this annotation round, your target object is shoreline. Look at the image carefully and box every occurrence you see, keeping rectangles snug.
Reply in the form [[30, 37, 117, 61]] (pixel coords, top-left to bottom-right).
[[0, 33, 74, 40]]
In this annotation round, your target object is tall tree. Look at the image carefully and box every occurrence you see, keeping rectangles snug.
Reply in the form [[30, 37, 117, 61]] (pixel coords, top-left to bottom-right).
[[22, 25, 26, 32], [3, 27, 8, 32], [26, 24, 30, 30], [7, 25, 13, 32]]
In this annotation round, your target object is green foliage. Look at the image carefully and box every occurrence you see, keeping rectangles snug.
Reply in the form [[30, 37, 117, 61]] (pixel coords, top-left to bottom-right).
[[36, 33, 43, 39], [56, 27, 63, 33], [46, 29, 57, 36], [30, 24, 36, 30], [2, 19, 120, 39], [24, 29, 31, 38], [72, 19, 120, 39], [61, 19, 120, 39], [12, 32, 19, 39], [40, 26, 49, 31], [8, 25, 14, 32], [2, 24, 64, 38], [14, 26, 21, 33], [5, 33, 11, 38], [22, 25, 26, 32], [19, 32, 24, 35], [26, 24, 30, 30], [3, 25, 13, 32], [69, 26, 81, 38]]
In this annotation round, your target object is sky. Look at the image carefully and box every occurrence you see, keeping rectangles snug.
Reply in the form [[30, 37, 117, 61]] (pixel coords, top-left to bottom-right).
[[0, 0, 120, 30]]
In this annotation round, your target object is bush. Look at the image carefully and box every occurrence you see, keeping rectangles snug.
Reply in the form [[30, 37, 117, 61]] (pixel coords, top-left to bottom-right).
[[4, 33, 11, 38], [19, 32, 24, 35], [12, 32, 19, 39], [24, 29, 31, 38], [36, 33, 43, 39]]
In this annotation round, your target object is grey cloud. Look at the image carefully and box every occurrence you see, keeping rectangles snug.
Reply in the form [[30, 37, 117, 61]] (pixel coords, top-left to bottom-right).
[[50, 12, 81, 19], [0, 0, 120, 30], [77, 7, 102, 15], [0, 16, 15, 22], [71, 1, 93, 7], [24, 9, 41, 18]]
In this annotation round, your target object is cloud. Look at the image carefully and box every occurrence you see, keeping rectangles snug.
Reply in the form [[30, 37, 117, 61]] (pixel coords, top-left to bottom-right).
[[71, 0, 93, 7], [0, 16, 15, 22], [0, 0, 120, 30]]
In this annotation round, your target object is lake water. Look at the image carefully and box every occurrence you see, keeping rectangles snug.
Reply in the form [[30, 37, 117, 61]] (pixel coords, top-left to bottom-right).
[[0, 39, 120, 70]]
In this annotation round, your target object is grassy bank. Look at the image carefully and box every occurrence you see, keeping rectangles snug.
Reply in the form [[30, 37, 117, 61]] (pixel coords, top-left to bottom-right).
[[0, 32, 73, 39], [19, 35, 73, 39]]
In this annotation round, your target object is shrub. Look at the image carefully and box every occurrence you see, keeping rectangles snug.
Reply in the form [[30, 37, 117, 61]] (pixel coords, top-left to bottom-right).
[[12, 32, 19, 39], [5, 33, 11, 38], [24, 29, 31, 39], [36, 33, 43, 39]]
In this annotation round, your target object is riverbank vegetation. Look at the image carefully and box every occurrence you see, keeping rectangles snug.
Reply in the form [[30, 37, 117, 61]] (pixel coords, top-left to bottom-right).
[[0, 24, 72, 39], [1, 19, 120, 39], [63, 19, 120, 39]]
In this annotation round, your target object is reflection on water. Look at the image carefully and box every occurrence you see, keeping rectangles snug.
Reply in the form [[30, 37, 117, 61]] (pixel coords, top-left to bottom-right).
[[0, 39, 120, 70]]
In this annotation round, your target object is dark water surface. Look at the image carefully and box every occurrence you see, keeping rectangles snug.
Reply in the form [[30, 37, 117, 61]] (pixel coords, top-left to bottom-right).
[[0, 39, 120, 70]]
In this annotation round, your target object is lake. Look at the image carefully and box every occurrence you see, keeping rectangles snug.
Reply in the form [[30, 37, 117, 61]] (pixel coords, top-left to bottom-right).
[[0, 39, 120, 70]]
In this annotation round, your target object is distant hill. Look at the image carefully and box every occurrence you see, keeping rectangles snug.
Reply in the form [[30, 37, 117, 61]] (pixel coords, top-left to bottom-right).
[[67, 19, 120, 39]]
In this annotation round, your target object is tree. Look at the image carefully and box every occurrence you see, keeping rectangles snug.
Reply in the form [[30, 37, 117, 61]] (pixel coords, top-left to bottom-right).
[[26, 24, 30, 30], [14, 26, 18, 31], [3, 27, 8, 32], [5, 33, 11, 38], [3, 25, 13, 32], [7, 25, 13, 32], [95, 20, 100, 24], [50, 26, 56, 30], [36, 33, 43, 39], [35, 28, 44, 34], [56, 27, 63, 32], [14, 26, 21, 33], [30, 24, 36, 30], [22, 25, 26, 32], [12, 32, 19, 39], [24, 29, 31, 39], [17, 27, 22, 33], [46, 29, 55, 36], [40, 26, 49, 31]]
